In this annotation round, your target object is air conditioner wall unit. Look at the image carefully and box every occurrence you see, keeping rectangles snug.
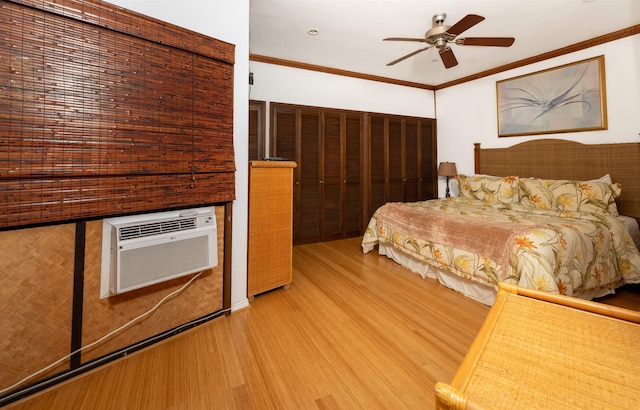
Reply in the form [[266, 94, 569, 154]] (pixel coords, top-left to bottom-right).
[[100, 207, 217, 299]]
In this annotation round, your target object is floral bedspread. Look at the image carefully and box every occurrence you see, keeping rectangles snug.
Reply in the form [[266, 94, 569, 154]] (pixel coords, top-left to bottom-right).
[[361, 197, 640, 298]]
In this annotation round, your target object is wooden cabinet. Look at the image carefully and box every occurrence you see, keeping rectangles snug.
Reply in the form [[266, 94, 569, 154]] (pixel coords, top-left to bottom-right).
[[247, 161, 297, 299]]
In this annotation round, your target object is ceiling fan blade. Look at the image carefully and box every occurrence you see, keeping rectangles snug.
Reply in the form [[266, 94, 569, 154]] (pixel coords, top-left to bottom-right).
[[457, 37, 515, 47], [446, 14, 484, 36], [386, 46, 432, 66], [383, 37, 428, 42], [439, 46, 458, 69]]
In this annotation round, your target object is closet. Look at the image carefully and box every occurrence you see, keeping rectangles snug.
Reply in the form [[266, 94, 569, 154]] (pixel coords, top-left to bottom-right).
[[269, 103, 437, 245], [271, 105, 363, 245], [368, 114, 437, 220]]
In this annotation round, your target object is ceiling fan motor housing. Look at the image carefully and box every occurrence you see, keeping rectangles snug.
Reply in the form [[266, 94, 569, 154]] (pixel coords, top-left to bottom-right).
[[426, 13, 456, 48]]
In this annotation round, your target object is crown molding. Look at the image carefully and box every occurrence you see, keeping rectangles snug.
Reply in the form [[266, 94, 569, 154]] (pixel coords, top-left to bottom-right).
[[250, 25, 640, 91]]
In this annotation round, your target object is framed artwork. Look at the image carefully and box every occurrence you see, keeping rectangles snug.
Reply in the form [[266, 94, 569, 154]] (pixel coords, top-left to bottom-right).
[[497, 55, 607, 137]]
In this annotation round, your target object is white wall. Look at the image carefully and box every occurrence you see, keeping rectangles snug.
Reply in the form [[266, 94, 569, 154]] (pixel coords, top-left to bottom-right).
[[249, 62, 435, 154], [108, 0, 251, 311], [436, 34, 640, 197]]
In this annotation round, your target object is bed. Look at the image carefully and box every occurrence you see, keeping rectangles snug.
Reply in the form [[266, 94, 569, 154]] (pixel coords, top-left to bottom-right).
[[362, 139, 640, 305]]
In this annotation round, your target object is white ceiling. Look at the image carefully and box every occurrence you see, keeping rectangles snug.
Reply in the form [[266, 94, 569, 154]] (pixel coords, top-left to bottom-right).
[[249, 0, 640, 87]]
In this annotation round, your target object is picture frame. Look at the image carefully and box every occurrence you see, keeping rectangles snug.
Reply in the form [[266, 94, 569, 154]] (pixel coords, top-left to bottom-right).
[[496, 55, 607, 137]]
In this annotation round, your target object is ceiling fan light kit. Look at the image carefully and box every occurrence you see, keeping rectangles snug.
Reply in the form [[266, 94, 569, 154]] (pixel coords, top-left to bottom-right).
[[384, 13, 515, 68]]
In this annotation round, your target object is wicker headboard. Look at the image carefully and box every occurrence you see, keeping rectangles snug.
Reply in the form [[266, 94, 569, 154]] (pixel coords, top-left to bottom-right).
[[474, 139, 640, 222]]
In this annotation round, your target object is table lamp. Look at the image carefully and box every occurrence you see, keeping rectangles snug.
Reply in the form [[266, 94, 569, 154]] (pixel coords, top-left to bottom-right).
[[438, 161, 457, 198]]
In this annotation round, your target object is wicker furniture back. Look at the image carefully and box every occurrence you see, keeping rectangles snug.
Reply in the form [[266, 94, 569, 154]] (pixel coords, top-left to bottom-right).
[[475, 139, 640, 222], [435, 282, 640, 409]]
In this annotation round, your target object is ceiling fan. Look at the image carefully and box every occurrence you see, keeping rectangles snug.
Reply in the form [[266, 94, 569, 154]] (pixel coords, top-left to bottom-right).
[[384, 13, 515, 68]]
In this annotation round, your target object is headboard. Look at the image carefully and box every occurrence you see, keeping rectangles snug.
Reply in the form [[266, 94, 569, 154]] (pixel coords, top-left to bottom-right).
[[474, 139, 640, 222]]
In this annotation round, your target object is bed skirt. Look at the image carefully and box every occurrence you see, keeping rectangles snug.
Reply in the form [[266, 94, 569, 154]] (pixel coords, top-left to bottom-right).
[[377, 242, 617, 306]]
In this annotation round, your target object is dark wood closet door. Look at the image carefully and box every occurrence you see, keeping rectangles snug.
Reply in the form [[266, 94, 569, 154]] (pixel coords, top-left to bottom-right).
[[366, 114, 437, 222], [387, 118, 404, 203], [271, 107, 297, 162], [271, 104, 433, 245], [322, 112, 343, 241], [248, 100, 266, 161], [419, 120, 437, 200], [272, 104, 364, 245], [404, 119, 420, 202], [369, 116, 386, 214], [298, 110, 322, 243], [344, 114, 363, 238]]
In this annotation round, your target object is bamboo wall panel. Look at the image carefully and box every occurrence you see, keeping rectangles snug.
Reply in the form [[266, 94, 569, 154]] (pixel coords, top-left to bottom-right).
[[0, 223, 75, 391], [80, 206, 224, 363], [0, 0, 235, 228]]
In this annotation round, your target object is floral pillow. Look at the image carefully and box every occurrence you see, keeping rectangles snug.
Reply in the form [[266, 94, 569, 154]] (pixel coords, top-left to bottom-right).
[[456, 174, 520, 204], [519, 178, 621, 215]]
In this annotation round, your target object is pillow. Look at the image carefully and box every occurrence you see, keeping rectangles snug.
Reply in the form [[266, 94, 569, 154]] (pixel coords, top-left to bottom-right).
[[519, 178, 621, 215], [590, 174, 613, 184], [456, 174, 520, 204]]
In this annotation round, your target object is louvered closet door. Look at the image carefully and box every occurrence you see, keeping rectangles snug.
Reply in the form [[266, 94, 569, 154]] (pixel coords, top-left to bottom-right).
[[322, 112, 343, 241], [344, 114, 362, 237], [248, 101, 265, 161], [387, 118, 404, 202], [272, 106, 297, 161], [369, 116, 386, 214], [419, 120, 437, 200], [366, 114, 438, 222], [297, 110, 322, 243], [404, 119, 420, 202], [272, 105, 364, 245]]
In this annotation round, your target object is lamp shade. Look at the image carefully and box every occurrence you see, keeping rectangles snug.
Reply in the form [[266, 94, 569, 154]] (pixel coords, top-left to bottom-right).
[[437, 162, 457, 177]]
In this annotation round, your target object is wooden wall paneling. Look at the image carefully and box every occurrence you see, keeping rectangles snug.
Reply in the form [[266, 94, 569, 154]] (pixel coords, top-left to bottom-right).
[[0, 224, 75, 392], [80, 206, 225, 363]]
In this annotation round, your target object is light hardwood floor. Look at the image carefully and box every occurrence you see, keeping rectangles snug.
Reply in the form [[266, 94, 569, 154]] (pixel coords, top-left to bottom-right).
[[6, 237, 640, 409]]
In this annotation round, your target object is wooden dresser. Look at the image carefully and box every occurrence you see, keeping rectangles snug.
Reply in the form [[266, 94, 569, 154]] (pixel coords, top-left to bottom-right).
[[247, 161, 297, 300]]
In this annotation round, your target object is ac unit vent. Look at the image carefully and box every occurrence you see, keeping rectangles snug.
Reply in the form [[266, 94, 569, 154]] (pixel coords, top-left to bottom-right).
[[118, 218, 198, 241], [100, 207, 217, 299]]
